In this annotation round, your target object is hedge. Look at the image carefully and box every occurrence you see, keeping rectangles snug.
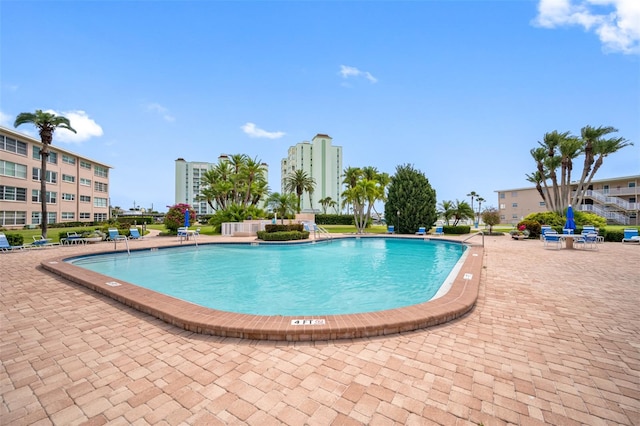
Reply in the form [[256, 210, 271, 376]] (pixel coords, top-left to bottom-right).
[[256, 230, 310, 241]]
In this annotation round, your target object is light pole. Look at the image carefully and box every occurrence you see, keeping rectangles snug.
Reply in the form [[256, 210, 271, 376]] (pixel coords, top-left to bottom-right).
[[397, 210, 400, 234]]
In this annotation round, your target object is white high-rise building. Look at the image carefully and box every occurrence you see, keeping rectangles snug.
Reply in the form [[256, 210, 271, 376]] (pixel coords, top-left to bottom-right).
[[175, 155, 269, 215], [280, 134, 343, 213]]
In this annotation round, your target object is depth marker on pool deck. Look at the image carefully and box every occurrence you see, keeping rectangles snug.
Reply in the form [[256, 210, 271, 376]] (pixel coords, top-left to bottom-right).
[[291, 319, 326, 325]]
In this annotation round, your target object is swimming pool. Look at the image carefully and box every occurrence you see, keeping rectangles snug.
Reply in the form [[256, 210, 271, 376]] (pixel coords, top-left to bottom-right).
[[70, 238, 467, 316]]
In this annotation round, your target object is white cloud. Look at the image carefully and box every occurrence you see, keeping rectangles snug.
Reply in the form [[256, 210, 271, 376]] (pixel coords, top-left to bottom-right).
[[339, 65, 378, 84], [146, 102, 175, 122], [47, 110, 104, 143], [241, 122, 286, 139], [0, 111, 12, 127], [533, 0, 640, 54]]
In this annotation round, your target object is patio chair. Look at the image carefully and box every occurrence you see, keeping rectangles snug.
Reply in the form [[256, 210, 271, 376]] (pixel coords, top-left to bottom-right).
[[415, 227, 426, 235], [543, 230, 563, 249], [575, 232, 598, 250], [177, 227, 189, 243], [386, 225, 395, 234], [540, 225, 553, 241], [622, 228, 639, 244], [62, 231, 84, 245], [0, 233, 24, 251], [434, 226, 444, 236], [129, 228, 143, 239]]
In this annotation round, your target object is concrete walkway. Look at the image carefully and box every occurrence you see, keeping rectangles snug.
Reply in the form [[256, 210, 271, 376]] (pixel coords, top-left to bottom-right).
[[1, 232, 638, 425]]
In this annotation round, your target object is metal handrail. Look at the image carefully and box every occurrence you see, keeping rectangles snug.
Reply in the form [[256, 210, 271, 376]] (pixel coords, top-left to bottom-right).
[[462, 231, 484, 247]]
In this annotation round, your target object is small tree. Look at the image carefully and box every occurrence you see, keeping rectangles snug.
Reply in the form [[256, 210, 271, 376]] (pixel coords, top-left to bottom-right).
[[481, 208, 501, 234], [385, 164, 437, 234], [164, 203, 196, 233]]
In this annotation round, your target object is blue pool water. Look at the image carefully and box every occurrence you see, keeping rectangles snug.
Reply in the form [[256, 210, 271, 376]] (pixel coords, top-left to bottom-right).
[[70, 238, 467, 316]]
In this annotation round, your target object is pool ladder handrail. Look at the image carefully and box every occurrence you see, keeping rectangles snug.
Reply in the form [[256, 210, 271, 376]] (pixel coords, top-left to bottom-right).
[[113, 235, 130, 255], [313, 224, 333, 241], [462, 231, 484, 247]]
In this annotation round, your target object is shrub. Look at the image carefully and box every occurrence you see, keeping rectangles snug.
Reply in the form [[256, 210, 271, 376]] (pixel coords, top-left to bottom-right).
[[164, 203, 196, 233], [517, 220, 542, 239], [315, 214, 355, 225], [256, 230, 309, 241], [264, 224, 304, 233], [443, 225, 470, 235], [5, 233, 23, 246]]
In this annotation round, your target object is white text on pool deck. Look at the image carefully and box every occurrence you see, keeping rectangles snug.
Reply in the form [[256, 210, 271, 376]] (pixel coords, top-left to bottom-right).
[[291, 319, 326, 326]]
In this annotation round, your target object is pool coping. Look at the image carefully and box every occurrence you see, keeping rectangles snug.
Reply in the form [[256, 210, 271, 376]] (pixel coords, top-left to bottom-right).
[[41, 236, 483, 341]]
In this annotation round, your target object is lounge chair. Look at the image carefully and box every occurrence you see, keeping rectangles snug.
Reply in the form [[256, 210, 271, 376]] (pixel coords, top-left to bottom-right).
[[31, 236, 55, 248], [129, 228, 143, 239], [622, 228, 639, 244], [387, 225, 395, 234], [434, 226, 444, 236], [543, 230, 563, 249], [0, 233, 24, 251], [540, 225, 552, 241], [177, 227, 189, 243], [415, 227, 426, 235], [62, 231, 85, 245], [108, 228, 128, 242]]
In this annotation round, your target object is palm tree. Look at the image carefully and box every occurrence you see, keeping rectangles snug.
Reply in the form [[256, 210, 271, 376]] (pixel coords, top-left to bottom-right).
[[452, 199, 474, 226], [14, 110, 76, 239], [283, 170, 316, 213], [475, 196, 485, 226], [265, 192, 297, 224], [437, 200, 455, 226], [466, 191, 478, 215], [318, 197, 334, 214]]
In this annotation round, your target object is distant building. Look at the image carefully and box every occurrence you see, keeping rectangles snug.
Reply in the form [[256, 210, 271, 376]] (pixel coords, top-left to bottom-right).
[[0, 126, 112, 229], [280, 134, 343, 213], [496, 175, 639, 225], [175, 156, 269, 215]]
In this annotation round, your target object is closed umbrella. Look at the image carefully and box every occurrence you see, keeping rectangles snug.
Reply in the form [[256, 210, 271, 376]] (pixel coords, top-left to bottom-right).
[[184, 210, 190, 228], [564, 204, 576, 233]]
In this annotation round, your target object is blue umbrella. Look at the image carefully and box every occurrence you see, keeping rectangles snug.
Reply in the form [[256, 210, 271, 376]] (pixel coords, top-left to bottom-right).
[[184, 210, 190, 228], [564, 204, 576, 233]]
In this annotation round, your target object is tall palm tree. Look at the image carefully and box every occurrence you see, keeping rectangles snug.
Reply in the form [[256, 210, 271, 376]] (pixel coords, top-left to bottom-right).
[[284, 170, 316, 213], [14, 110, 76, 239], [466, 191, 478, 215], [475, 196, 485, 225], [265, 192, 297, 224]]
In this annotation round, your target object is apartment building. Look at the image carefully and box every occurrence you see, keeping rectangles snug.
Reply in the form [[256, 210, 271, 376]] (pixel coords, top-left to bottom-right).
[[175, 156, 269, 215], [280, 134, 343, 213], [496, 175, 639, 226], [0, 126, 112, 229]]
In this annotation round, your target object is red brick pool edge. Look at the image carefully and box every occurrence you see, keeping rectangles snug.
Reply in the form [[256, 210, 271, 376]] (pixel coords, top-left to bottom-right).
[[41, 242, 483, 341]]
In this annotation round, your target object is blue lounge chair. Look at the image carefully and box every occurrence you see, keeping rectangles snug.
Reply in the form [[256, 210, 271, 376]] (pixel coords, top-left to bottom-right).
[[108, 228, 127, 242], [129, 228, 143, 239], [0, 233, 24, 251], [434, 226, 444, 236], [540, 225, 553, 240], [415, 227, 426, 235], [31, 236, 55, 248], [387, 225, 395, 234], [622, 228, 639, 244]]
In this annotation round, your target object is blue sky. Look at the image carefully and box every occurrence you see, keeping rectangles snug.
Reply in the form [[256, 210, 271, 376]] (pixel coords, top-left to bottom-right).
[[2, 0, 639, 213]]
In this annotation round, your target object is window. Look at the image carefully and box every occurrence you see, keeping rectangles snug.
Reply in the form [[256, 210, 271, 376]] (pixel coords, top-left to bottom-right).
[[80, 195, 91, 202], [539, 201, 546, 206], [61, 212, 75, 220], [94, 213, 107, 222], [512, 214, 519, 219], [80, 212, 91, 219], [1, 210, 27, 226], [62, 174, 75, 183], [0, 136, 27, 155], [62, 154, 76, 165], [500, 215, 505, 220], [94, 197, 108, 207], [499, 203, 505, 209], [62, 193, 75, 201], [32, 168, 58, 184], [512, 203, 518, 208], [94, 181, 108, 192], [499, 193, 505, 199], [31, 212, 56, 224], [33, 147, 58, 164], [629, 182, 636, 188], [80, 178, 91, 186], [511, 191, 518, 197], [94, 165, 108, 178], [0, 160, 28, 179], [0, 186, 27, 202], [32, 190, 57, 204], [80, 160, 92, 170]]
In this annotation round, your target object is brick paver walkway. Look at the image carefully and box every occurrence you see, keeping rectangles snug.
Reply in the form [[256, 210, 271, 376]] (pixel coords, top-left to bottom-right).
[[1, 233, 639, 425]]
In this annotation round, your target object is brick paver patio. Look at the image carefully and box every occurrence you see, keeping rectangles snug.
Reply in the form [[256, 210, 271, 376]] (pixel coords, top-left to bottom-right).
[[1, 232, 638, 425]]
